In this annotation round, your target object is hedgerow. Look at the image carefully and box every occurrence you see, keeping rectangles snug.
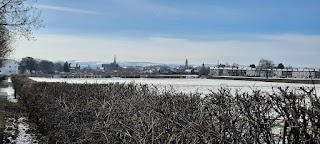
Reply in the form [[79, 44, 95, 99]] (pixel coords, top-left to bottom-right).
[[11, 75, 320, 143]]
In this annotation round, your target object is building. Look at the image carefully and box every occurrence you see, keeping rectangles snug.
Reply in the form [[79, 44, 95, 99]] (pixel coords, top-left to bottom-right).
[[238, 69, 247, 76], [273, 69, 283, 78], [69, 63, 81, 73], [209, 67, 231, 76], [102, 55, 120, 71], [316, 69, 320, 79], [210, 67, 247, 77], [246, 68, 261, 77], [0, 59, 19, 76], [210, 66, 320, 79], [292, 69, 316, 79], [227, 67, 246, 76], [209, 67, 220, 76], [282, 69, 293, 78]]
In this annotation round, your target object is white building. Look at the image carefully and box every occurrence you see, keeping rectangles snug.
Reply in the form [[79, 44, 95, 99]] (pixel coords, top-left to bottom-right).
[[246, 68, 261, 77], [0, 59, 19, 76], [273, 69, 283, 78], [210, 67, 247, 76], [210, 66, 320, 79], [209, 67, 228, 76], [209, 67, 219, 76], [292, 69, 316, 79], [185, 69, 193, 74]]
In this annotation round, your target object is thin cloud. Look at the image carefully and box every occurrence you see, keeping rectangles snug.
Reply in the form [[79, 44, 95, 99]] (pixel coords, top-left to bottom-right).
[[112, 0, 241, 17], [35, 4, 103, 15], [111, 0, 183, 16]]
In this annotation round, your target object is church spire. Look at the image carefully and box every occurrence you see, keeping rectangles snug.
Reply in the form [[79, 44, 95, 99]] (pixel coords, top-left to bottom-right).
[[185, 59, 188, 68], [114, 55, 116, 64]]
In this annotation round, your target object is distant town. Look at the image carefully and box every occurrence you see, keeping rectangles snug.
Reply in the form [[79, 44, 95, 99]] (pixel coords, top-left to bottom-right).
[[1, 56, 320, 80]]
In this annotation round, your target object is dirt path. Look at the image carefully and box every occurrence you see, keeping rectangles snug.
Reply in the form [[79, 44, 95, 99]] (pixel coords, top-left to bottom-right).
[[0, 78, 8, 144]]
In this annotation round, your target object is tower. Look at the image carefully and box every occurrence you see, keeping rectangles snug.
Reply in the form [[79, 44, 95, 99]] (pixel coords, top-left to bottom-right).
[[185, 59, 188, 68], [114, 55, 116, 64]]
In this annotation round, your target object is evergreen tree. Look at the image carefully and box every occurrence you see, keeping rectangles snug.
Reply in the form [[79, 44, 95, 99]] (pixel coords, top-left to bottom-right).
[[249, 64, 256, 68], [277, 63, 285, 69], [63, 62, 69, 72]]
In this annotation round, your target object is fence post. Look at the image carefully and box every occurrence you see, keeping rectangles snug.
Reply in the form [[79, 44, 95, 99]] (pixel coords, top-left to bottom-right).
[[14, 88, 17, 99]]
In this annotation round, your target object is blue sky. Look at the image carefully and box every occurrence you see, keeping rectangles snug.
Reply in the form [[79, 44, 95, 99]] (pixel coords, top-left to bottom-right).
[[14, 0, 320, 67]]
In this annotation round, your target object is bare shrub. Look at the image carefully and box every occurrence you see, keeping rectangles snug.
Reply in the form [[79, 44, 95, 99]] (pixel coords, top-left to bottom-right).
[[11, 75, 320, 143]]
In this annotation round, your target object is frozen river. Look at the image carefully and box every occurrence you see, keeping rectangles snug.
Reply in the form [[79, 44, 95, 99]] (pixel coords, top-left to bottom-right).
[[30, 77, 320, 95]]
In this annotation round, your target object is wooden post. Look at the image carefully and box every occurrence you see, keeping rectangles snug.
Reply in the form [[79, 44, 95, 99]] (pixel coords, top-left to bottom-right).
[[14, 88, 17, 99]]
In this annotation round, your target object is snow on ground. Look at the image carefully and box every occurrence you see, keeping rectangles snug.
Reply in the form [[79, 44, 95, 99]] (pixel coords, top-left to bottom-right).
[[0, 86, 17, 103], [0, 78, 17, 103], [4, 117, 38, 144], [16, 117, 38, 144], [1, 77, 38, 143], [31, 77, 320, 95]]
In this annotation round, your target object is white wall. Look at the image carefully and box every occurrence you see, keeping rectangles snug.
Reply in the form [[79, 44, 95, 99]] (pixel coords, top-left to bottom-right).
[[246, 69, 256, 77], [209, 69, 219, 76], [273, 70, 283, 78], [0, 59, 19, 76], [292, 70, 315, 79]]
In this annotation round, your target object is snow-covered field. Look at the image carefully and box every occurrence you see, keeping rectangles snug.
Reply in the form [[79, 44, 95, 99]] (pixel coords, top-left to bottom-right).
[[31, 77, 320, 95]]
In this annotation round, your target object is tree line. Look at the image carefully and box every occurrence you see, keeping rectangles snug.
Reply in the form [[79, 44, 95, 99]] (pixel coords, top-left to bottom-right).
[[19, 56, 69, 74], [249, 59, 285, 69], [250, 59, 288, 79]]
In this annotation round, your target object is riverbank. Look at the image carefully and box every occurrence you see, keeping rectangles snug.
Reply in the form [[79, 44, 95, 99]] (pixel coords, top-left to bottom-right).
[[207, 76, 320, 84]]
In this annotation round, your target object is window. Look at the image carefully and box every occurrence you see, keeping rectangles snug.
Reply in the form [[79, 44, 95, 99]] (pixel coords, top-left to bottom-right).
[[9, 66, 11, 68]]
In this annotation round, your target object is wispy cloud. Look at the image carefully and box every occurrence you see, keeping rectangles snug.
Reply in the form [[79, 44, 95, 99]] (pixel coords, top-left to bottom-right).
[[111, 0, 183, 16], [108, 0, 244, 19], [35, 4, 103, 15]]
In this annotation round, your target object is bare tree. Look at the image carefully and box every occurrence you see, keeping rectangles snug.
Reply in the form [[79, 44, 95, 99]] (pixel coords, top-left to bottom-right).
[[0, 0, 42, 64], [19, 56, 38, 73], [38, 59, 55, 74], [258, 59, 275, 79], [0, 25, 12, 65]]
